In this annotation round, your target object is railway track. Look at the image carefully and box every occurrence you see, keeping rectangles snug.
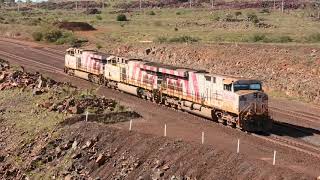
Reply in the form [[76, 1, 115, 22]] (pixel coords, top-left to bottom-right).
[[252, 133, 320, 159], [0, 39, 64, 59], [0, 50, 65, 75], [270, 106, 320, 125], [1, 40, 320, 159]]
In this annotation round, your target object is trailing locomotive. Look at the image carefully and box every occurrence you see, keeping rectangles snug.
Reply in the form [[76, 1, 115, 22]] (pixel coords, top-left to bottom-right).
[[64, 48, 272, 132]]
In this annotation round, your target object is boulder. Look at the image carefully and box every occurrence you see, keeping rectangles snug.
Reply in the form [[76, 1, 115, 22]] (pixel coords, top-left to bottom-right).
[[96, 153, 106, 166]]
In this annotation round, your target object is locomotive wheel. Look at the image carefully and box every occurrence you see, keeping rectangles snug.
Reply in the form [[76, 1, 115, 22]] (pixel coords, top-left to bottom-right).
[[211, 111, 219, 122], [67, 69, 74, 76]]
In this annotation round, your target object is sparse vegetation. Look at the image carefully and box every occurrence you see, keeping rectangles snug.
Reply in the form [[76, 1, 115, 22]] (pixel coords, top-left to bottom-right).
[[305, 33, 320, 43], [147, 11, 156, 15], [32, 31, 43, 41], [96, 15, 102, 20], [32, 27, 77, 45], [96, 43, 102, 49], [234, 11, 242, 18], [0, 6, 320, 44], [247, 12, 259, 24], [156, 35, 199, 43], [246, 34, 293, 43]]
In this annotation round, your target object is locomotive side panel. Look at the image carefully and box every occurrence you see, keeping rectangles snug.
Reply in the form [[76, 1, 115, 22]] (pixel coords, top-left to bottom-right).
[[79, 51, 104, 75], [105, 64, 121, 82], [65, 54, 77, 70]]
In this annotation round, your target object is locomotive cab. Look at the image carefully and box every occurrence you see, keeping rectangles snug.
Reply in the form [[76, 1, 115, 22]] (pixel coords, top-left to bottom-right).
[[232, 80, 271, 131]]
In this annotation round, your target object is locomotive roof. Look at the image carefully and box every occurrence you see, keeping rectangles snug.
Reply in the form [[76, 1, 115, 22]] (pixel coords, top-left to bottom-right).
[[82, 50, 110, 57], [144, 62, 205, 73], [208, 74, 261, 84]]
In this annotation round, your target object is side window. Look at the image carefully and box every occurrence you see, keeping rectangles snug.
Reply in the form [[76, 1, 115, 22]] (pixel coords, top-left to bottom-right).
[[212, 77, 216, 83], [205, 76, 211, 81], [224, 84, 232, 91], [68, 50, 74, 56]]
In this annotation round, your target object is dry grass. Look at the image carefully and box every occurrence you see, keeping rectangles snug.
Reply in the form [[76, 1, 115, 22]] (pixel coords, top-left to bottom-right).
[[0, 7, 320, 45]]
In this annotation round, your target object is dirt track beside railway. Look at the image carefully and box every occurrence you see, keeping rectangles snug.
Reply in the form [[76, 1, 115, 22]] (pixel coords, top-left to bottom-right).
[[0, 38, 320, 178]]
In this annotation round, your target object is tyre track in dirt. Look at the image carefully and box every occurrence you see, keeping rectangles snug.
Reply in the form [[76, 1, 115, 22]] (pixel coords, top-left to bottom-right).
[[0, 39, 320, 177]]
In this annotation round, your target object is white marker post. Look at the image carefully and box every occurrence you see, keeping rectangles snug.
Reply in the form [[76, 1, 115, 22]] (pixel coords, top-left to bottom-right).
[[164, 124, 167, 137], [237, 139, 240, 154], [85, 111, 89, 122], [129, 120, 132, 131], [273, 150, 277, 165], [201, 132, 204, 144]]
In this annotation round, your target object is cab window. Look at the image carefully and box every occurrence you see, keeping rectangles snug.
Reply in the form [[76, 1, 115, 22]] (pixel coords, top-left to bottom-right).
[[233, 83, 261, 92], [224, 84, 232, 91]]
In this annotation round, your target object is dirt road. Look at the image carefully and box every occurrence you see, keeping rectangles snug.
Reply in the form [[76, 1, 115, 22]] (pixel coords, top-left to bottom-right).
[[0, 38, 319, 177]]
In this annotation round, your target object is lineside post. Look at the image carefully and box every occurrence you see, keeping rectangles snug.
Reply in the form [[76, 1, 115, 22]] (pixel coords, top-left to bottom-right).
[[85, 111, 89, 122], [164, 124, 167, 137], [237, 139, 240, 154], [129, 120, 132, 131], [273, 150, 277, 165], [201, 132, 204, 144]]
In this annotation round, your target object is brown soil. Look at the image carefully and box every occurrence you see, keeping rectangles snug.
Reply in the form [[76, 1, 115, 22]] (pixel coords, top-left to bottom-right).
[[0, 121, 313, 179], [56, 22, 96, 31]]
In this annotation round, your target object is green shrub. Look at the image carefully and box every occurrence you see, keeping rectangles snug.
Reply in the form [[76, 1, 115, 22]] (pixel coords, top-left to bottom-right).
[[234, 11, 242, 17], [169, 35, 199, 43], [156, 36, 168, 43], [246, 34, 293, 43], [212, 14, 220, 21], [247, 34, 268, 42], [247, 12, 259, 24], [260, 8, 270, 14], [43, 29, 63, 43], [33, 27, 78, 45], [305, 33, 320, 43], [224, 14, 234, 22], [55, 32, 77, 45], [176, 11, 181, 15], [156, 36, 200, 43], [116, 14, 128, 21], [96, 43, 102, 49], [32, 31, 43, 41], [96, 15, 102, 20], [277, 36, 293, 43], [147, 11, 156, 15]]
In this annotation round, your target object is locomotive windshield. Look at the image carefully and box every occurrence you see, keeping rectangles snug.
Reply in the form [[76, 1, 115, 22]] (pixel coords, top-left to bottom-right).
[[233, 83, 261, 92]]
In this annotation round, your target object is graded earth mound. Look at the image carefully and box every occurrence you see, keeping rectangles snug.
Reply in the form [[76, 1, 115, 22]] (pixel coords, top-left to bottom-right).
[[56, 22, 96, 31]]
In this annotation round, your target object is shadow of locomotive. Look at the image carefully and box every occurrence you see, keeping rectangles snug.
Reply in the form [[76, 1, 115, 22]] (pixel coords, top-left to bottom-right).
[[257, 120, 320, 139]]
